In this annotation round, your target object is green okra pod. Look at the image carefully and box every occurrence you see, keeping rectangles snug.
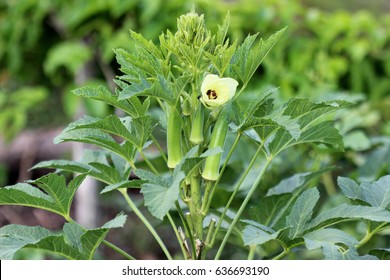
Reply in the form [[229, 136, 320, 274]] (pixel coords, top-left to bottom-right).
[[167, 105, 183, 169], [189, 104, 204, 145], [202, 110, 228, 181]]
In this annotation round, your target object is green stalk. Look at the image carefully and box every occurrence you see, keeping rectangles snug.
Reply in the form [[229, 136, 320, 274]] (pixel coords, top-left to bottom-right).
[[139, 150, 159, 175], [205, 218, 216, 247], [202, 110, 228, 181], [102, 240, 136, 260], [214, 156, 272, 260], [273, 247, 290, 260], [167, 213, 188, 259], [356, 222, 388, 249], [118, 189, 173, 260], [189, 174, 203, 240], [176, 201, 197, 258], [210, 142, 264, 247], [150, 134, 168, 164], [247, 245, 256, 260], [167, 104, 183, 169]]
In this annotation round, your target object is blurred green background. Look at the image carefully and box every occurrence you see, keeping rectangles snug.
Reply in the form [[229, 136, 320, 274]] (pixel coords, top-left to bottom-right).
[[1, 0, 390, 259]]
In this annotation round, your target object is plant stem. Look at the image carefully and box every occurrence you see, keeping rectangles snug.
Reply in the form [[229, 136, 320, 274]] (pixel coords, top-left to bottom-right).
[[210, 141, 264, 247], [167, 213, 188, 259], [322, 172, 337, 196], [150, 134, 168, 164], [176, 201, 197, 258], [355, 222, 388, 249], [119, 189, 173, 260], [139, 150, 159, 175], [102, 240, 136, 260], [189, 174, 203, 240], [273, 248, 290, 260], [247, 245, 256, 260], [214, 156, 272, 260]]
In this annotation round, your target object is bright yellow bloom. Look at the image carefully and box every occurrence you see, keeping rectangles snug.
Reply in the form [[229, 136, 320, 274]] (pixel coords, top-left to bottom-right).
[[200, 74, 238, 108]]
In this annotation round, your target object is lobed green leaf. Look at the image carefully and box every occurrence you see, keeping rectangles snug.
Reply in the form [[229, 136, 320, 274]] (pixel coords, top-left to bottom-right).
[[304, 204, 390, 232], [232, 27, 286, 85], [0, 174, 86, 217], [0, 214, 127, 260], [304, 228, 358, 259], [241, 220, 281, 246], [72, 85, 148, 117], [286, 188, 320, 239], [136, 169, 185, 220]]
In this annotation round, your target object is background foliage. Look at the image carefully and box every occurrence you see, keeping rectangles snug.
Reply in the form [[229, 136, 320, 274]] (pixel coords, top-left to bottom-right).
[[1, 0, 390, 259]]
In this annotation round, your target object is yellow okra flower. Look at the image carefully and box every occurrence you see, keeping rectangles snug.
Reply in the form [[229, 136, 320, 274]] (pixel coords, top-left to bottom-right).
[[200, 74, 238, 108]]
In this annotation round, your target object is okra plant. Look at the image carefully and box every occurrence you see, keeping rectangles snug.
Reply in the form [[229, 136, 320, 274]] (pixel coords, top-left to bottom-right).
[[1, 11, 390, 260]]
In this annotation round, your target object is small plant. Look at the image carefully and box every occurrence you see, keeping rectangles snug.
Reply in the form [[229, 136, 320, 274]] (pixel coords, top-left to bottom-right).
[[1, 11, 389, 260]]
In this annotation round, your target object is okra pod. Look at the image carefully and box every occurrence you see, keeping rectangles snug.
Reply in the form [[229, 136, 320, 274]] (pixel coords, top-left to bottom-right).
[[189, 104, 204, 145], [167, 105, 183, 169], [202, 110, 228, 181]]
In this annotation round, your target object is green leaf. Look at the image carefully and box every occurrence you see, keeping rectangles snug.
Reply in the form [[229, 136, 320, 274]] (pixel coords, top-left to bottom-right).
[[137, 169, 185, 220], [286, 188, 320, 239], [295, 121, 344, 149], [248, 168, 333, 232], [174, 146, 223, 177], [88, 162, 121, 183], [32, 151, 132, 186], [215, 11, 230, 46], [304, 228, 358, 259], [232, 27, 286, 85], [370, 248, 390, 260], [44, 41, 92, 75], [118, 78, 153, 100], [231, 34, 258, 83], [266, 99, 348, 155], [338, 177, 365, 201], [249, 194, 290, 228], [130, 30, 163, 60], [242, 220, 280, 246], [361, 176, 390, 209], [56, 115, 154, 151], [101, 213, 127, 228], [267, 168, 334, 196], [63, 223, 84, 252], [358, 144, 390, 181], [0, 174, 85, 217], [338, 176, 390, 209], [343, 130, 371, 151], [100, 180, 145, 194], [115, 47, 164, 79], [54, 128, 135, 163], [120, 75, 176, 105], [0, 225, 85, 260], [72, 85, 148, 117], [32, 159, 92, 175], [283, 98, 350, 128], [0, 214, 127, 260], [0, 225, 58, 260], [305, 204, 390, 232], [205, 41, 237, 76], [339, 248, 378, 260]]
